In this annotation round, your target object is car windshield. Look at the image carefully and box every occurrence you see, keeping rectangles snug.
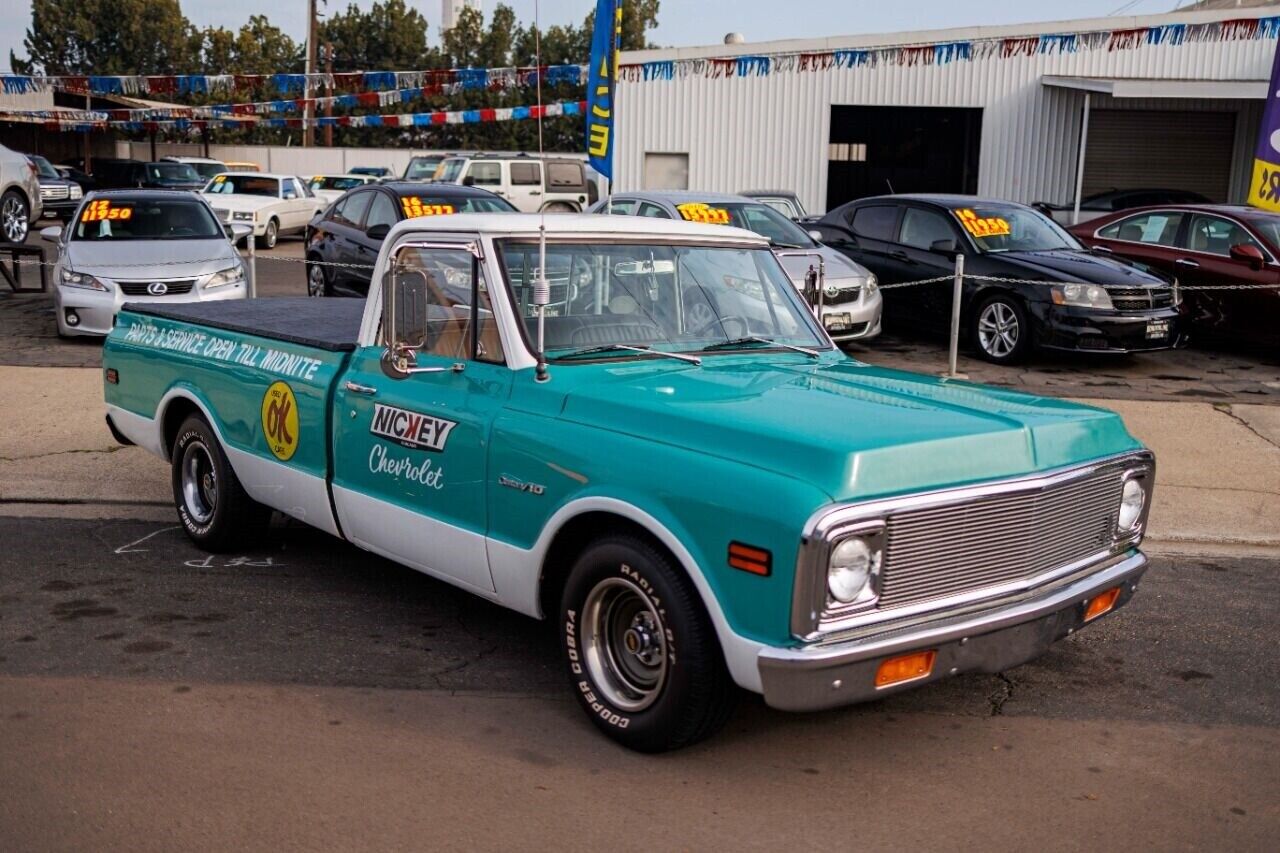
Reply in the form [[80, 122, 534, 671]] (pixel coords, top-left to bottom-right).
[[184, 161, 226, 179], [396, 193, 516, 214], [405, 158, 442, 180], [30, 155, 60, 179], [204, 175, 278, 197], [147, 163, 200, 183], [435, 158, 465, 182], [311, 176, 366, 191], [497, 240, 827, 358], [667, 201, 815, 248], [1241, 214, 1280, 249], [950, 204, 1081, 253], [70, 199, 223, 241]]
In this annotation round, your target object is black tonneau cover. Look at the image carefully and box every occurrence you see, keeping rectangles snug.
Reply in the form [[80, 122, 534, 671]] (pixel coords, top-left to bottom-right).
[[123, 298, 364, 352]]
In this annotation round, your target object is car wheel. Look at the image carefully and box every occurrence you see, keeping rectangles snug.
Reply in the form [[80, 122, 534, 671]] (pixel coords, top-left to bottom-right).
[[543, 202, 575, 213], [306, 258, 330, 297], [972, 294, 1030, 364], [1, 190, 30, 243], [256, 219, 278, 250], [560, 535, 737, 752], [171, 414, 271, 552]]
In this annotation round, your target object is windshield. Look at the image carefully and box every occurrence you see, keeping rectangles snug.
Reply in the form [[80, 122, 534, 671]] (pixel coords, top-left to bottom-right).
[[497, 240, 827, 358], [30, 155, 59, 179], [184, 161, 226, 179], [435, 158, 465, 182], [71, 199, 223, 241], [311, 176, 366, 191], [405, 157, 443, 180], [396, 193, 516, 214], [204, 175, 278, 197], [147, 163, 200, 183], [1242, 215, 1280, 249], [951, 204, 1080, 253], [671, 201, 815, 248]]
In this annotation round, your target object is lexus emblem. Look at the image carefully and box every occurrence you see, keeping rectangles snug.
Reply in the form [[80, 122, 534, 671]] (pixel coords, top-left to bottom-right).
[[147, 281, 168, 296]]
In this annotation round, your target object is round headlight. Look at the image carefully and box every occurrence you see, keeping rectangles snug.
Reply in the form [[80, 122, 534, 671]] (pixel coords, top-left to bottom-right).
[[1118, 477, 1146, 531], [828, 537, 874, 603]]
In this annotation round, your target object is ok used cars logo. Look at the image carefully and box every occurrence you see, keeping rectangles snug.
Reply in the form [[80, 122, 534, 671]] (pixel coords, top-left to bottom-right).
[[370, 403, 456, 453]]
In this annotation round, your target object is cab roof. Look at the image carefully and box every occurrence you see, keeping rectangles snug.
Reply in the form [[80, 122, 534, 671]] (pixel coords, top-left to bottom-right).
[[386, 212, 768, 244]]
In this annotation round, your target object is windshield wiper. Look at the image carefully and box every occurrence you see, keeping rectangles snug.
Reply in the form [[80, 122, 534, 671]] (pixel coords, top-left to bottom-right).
[[770, 240, 808, 249], [700, 336, 820, 358], [553, 344, 702, 365]]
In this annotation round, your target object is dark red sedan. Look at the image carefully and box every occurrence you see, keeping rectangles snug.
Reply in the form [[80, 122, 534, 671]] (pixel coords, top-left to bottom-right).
[[1069, 205, 1278, 349]]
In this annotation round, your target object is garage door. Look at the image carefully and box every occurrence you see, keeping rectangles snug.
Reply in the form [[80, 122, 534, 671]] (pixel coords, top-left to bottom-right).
[[1082, 110, 1234, 202]]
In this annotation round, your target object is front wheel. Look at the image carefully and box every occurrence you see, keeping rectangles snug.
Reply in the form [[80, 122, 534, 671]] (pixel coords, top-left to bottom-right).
[[971, 294, 1030, 364], [560, 536, 736, 752], [306, 258, 330, 297], [171, 414, 271, 551], [256, 218, 278, 250], [1, 190, 30, 243]]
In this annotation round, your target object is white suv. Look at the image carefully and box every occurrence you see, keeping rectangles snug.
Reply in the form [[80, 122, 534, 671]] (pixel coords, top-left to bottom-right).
[[1, 142, 42, 243], [433, 154, 597, 212]]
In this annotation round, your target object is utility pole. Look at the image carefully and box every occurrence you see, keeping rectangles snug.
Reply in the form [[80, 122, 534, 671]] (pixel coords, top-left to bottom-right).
[[304, 0, 318, 147], [324, 42, 334, 148]]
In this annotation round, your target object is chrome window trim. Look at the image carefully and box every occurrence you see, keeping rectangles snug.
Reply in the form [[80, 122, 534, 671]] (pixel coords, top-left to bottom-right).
[[1090, 208, 1186, 249], [790, 450, 1155, 641]]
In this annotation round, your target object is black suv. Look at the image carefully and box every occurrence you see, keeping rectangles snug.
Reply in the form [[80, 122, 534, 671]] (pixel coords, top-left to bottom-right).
[[25, 154, 82, 220], [813, 194, 1184, 363], [78, 158, 205, 192]]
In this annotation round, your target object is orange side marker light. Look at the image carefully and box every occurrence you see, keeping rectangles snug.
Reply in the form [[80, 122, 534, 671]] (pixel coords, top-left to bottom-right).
[[875, 650, 937, 689], [1084, 587, 1122, 622]]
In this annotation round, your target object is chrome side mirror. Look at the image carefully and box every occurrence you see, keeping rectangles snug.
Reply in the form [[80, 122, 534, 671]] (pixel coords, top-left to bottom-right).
[[378, 263, 466, 379]]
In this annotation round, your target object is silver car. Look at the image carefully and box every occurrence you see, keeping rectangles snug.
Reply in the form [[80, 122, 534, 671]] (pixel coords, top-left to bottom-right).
[[1, 142, 42, 243], [43, 190, 251, 337], [590, 191, 882, 343]]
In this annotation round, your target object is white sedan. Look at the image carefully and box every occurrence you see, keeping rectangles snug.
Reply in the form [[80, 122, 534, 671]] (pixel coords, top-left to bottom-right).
[[202, 172, 326, 249], [45, 191, 252, 337], [307, 173, 378, 205]]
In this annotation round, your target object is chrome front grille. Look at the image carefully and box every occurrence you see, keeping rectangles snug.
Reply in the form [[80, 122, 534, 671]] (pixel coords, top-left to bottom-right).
[[118, 279, 196, 296], [826, 286, 861, 304], [877, 469, 1123, 611], [212, 208, 231, 222], [1108, 287, 1174, 311], [40, 185, 70, 201]]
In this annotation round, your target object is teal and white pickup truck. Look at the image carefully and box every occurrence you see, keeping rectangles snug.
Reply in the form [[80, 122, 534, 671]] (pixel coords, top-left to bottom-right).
[[102, 213, 1154, 751]]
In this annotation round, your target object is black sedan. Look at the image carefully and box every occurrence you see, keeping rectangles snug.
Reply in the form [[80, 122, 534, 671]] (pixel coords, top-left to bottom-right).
[[812, 194, 1184, 363], [304, 181, 515, 297]]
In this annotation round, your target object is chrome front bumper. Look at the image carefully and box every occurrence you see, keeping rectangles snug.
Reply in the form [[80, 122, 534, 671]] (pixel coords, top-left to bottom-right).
[[757, 549, 1147, 711]]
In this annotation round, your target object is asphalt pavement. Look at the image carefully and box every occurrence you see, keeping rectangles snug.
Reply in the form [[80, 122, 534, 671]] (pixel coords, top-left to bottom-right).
[[0, 516, 1276, 849]]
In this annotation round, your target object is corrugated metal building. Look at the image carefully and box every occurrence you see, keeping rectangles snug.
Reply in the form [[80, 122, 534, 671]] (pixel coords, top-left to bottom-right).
[[615, 7, 1279, 214]]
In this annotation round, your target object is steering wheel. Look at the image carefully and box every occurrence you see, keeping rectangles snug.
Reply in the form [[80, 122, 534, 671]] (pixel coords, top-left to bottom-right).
[[691, 314, 749, 339]]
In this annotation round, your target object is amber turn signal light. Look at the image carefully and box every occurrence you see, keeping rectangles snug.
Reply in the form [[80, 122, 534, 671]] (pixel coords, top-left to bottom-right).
[[728, 542, 771, 576], [1084, 586, 1122, 622], [875, 650, 937, 688]]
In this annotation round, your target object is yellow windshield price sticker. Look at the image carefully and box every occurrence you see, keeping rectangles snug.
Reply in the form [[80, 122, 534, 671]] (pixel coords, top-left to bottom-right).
[[400, 198, 455, 218], [955, 208, 1010, 238], [213, 175, 226, 183], [676, 202, 731, 225], [80, 200, 133, 223]]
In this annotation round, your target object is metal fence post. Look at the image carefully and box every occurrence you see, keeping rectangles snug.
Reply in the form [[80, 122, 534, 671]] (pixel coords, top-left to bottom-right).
[[246, 236, 257, 299], [945, 254, 966, 380]]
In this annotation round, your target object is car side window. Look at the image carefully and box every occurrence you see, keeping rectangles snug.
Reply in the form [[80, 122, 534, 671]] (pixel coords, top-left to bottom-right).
[[467, 162, 501, 186], [547, 162, 585, 190], [604, 199, 638, 215], [1184, 214, 1261, 257], [510, 162, 541, 186], [1098, 212, 1184, 247], [386, 247, 505, 364], [332, 191, 373, 228], [281, 180, 297, 199], [637, 202, 671, 219], [897, 207, 957, 251], [849, 205, 899, 242], [365, 192, 398, 231]]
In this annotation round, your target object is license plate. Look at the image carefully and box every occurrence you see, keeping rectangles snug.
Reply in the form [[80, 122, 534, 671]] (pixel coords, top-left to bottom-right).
[[826, 312, 852, 331], [1146, 320, 1169, 340]]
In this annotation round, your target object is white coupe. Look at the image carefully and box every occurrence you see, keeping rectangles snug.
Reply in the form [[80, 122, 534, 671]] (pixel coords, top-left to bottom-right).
[[202, 172, 326, 249]]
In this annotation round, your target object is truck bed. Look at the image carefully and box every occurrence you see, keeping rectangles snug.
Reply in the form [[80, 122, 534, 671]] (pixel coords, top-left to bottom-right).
[[124, 297, 364, 352]]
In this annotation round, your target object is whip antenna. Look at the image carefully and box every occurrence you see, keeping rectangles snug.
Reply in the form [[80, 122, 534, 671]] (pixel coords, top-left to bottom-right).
[[533, 0, 550, 382]]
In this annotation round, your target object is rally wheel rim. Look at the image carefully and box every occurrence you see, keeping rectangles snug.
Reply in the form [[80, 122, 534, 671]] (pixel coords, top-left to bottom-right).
[[307, 264, 326, 297], [978, 301, 1020, 358], [2, 196, 28, 243], [180, 440, 218, 524], [581, 577, 668, 712]]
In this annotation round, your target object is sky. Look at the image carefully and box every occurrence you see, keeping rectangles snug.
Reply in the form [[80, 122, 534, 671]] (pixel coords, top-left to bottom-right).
[[2, 0, 1190, 73]]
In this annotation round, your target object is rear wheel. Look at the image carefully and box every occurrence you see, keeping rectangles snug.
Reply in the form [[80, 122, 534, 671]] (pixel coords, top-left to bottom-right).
[[256, 218, 278, 250], [560, 536, 736, 752], [1, 191, 29, 243], [171, 414, 271, 551], [972, 294, 1030, 364], [306, 257, 331, 297]]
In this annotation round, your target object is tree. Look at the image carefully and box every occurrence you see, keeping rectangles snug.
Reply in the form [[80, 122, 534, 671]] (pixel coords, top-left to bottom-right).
[[321, 0, 436, 72], [14, 0, 199, 75]]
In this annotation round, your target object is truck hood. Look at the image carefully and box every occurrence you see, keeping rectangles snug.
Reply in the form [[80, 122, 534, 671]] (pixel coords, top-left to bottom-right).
[[558, 356, 1140, 501], [65, 239, 239, 279], [993, 249, 1167, 285]]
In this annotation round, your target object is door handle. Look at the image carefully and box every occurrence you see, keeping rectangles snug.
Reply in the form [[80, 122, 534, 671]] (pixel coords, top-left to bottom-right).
[[890, 250, 912, 263], [344, 381, 378, 396], [529, 190, 542, 196], [1175, 258, 1200, 268]]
